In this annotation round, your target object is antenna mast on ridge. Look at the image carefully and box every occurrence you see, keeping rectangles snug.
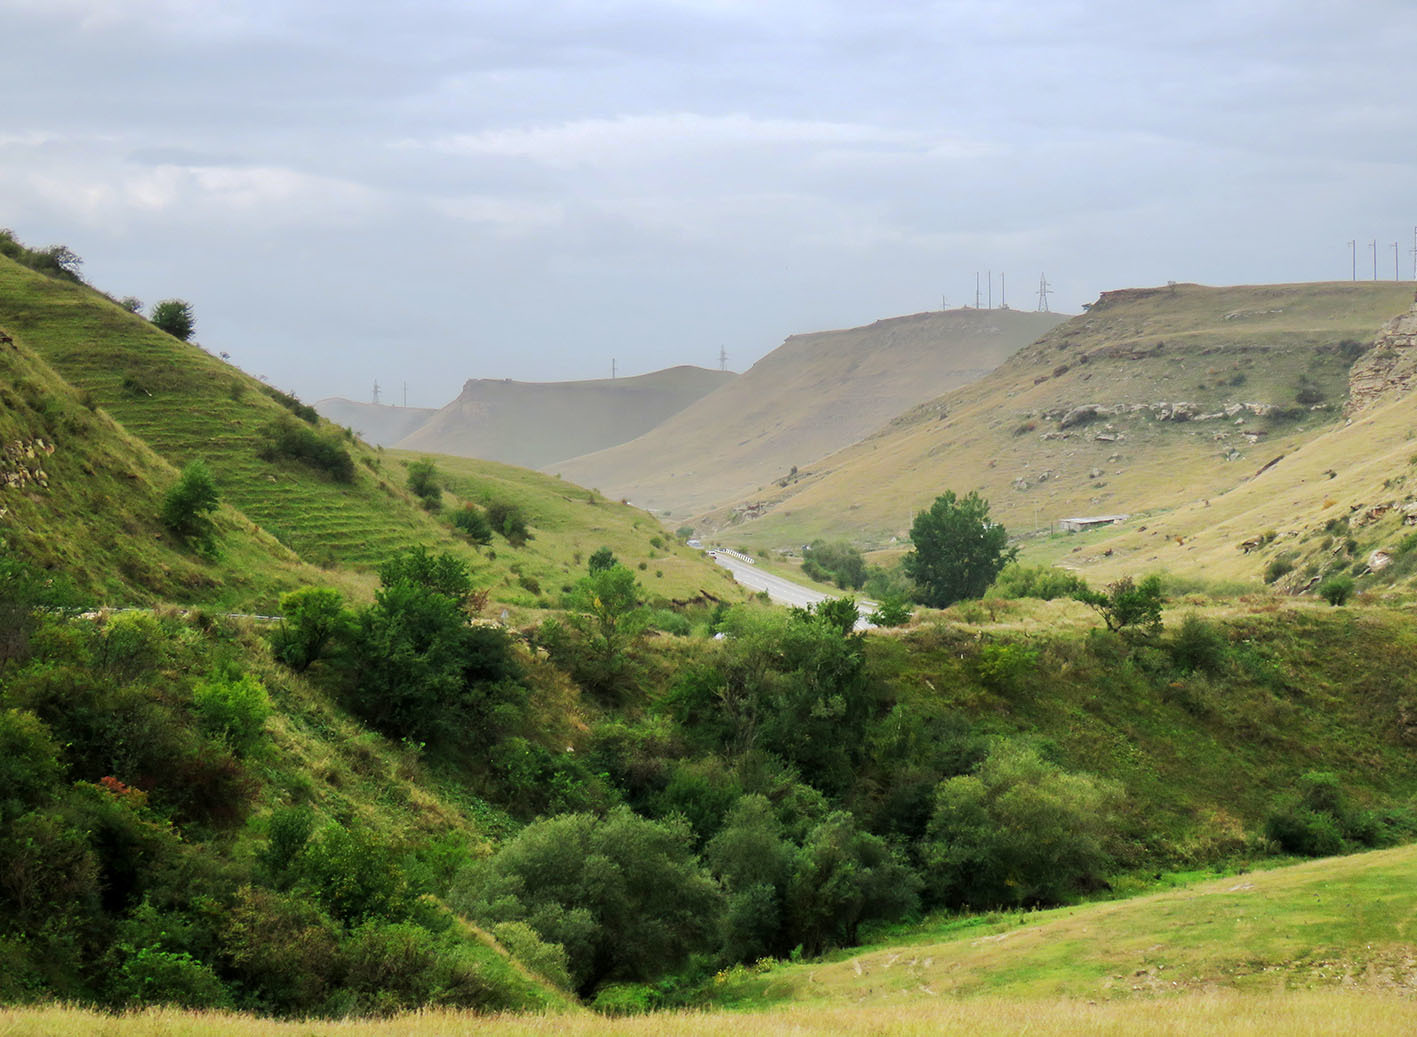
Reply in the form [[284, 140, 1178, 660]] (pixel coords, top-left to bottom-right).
[[719, 345, 728, 371], [372, 380, 381, 405], [1036, 273, 1052, 312]]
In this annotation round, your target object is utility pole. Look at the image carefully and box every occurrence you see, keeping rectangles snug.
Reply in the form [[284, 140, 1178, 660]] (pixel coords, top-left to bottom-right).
[[1350, 240, 1357, 281], [718, 346, 728, 371], [1371, 239, 1378, 280], [1410, 227, 1417, 281], [1396, 242, 1402, 282], [611, 359, 616, 379], [1036, 273, 1052, 312], [987, 270, 993, 310], [372, 380, 380, 405], [975, 272, 980, 309], [1000, 272, 1007, 309], [402, 381, 407, 408]]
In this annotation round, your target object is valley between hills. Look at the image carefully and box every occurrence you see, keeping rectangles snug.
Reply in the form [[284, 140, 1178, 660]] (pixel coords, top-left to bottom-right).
[[7, 229, 1417, 1033]]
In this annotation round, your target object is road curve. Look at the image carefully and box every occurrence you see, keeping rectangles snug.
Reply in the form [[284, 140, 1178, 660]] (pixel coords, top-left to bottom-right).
[[709, 552, 877, 628]]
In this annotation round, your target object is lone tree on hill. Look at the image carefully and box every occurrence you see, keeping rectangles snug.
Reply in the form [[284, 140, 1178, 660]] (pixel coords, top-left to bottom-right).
[[151, 298, 195, 341], [903, 490, 1016, 608], [162, 459, 220, 553]]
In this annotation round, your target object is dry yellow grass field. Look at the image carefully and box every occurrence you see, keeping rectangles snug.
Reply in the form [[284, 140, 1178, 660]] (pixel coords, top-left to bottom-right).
[[6, 991, 1416, 1036]]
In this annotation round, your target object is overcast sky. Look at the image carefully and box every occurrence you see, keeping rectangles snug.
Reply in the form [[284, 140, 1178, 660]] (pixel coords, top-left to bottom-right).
[[2, 0, 1414, 406]]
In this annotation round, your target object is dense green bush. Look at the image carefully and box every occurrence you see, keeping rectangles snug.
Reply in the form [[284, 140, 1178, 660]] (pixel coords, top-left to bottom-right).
[[1168, 614, 1229, 674], [405, 459, 442, 511], [270, 587, 353, 672], [150, 299, 195, 341], [453, 807, 722, 994], [161, 460, 220, 553], [485, 500, 530, 546], [451, 506, 493, 545], [193, 671, 270, 756], [921, 742, 1123, 908], [1318, 574, 1355, 606], [991, 563, 1088, 600], [258, 416, 354, 482], [800, 540, 867, 590], [1075, 575, 1165, 636]]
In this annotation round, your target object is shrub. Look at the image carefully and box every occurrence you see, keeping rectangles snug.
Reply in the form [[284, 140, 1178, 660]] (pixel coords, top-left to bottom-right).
[[221, 886, 340, 1013], [486, 500, 530, 547], [492, 921, 572, 991], [150, 299, 195, 341], [115, 946, 232, 1009], [1075, 575, 1164, 636], [1318, 574, 1355, 606], [298, 823, 406, 924], [1168, 614, 1228, 674], [1265, 554, 1296, 584], [588, 546, 618, 573], [801, 540, 867, 590], [258, 416, 354, 482], [192, 671, 270, 756], [161, 460, 220, 553], [921, 742, 1123, 908], [406, 459, 442, 510], [451, 807, 722, 994], [992, 563, 1088, 600], [1264, 809, 1344, 857], [451, 506, 493, 545], [259, 384, 319, 424], [270, 586, 353, 672]]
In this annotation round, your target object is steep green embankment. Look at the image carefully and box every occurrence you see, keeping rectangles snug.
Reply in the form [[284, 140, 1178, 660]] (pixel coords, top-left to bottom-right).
[[0, 325, 322, 606]]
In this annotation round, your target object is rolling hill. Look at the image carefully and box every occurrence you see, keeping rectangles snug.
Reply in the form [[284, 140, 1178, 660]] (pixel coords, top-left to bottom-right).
[[396, 365, 735, 468], [704, 282, 1414, 555], [0, 251, 742, 612], [312, 397, 438, 446], [548, 308, 1066, 521]]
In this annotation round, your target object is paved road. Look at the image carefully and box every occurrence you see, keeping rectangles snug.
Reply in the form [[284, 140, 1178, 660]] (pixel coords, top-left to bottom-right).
[[709, 552, 877, 629]]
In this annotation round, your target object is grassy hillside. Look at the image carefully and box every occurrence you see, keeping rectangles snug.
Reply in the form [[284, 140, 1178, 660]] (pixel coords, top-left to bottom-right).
[[709, 283, 1412, 553], [383, 449, 748, 615], [398, 366, 735, 469], [0, 253, 740, 612], [710, 844, 1417, 1007], [550, 308, 1065, 522], [0, 323, 327, 607], [314, 398, 438, 447]]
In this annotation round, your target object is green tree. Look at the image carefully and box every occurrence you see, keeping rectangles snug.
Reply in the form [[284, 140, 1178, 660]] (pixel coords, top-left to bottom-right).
[[150, 299, 195, 341], [902, 491, 1016, 608], [920, 742, 1123, 908], [1075, 574, 1165, 635], [452, 807, 722, 994], [270, 587, 353, 672], [161, 460, 219, 553], [587, 546, 618, 573], [565, 564, 648, 698]]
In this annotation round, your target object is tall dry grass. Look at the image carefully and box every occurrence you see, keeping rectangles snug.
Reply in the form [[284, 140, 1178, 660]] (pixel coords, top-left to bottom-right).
[[5, 990, 1416, 1037]]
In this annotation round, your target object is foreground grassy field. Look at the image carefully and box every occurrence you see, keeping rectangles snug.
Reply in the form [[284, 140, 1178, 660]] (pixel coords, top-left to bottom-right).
[[711, 845, 1417, 1009], [6, 989, 1415, 1035]]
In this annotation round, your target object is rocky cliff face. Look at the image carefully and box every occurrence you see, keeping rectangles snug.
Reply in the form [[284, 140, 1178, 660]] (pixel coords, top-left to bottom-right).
[[1347, 293, 1417, 414]]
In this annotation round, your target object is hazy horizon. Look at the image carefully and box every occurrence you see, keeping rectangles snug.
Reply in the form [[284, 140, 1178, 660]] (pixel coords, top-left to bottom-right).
[[3, 0, 1414, 406]]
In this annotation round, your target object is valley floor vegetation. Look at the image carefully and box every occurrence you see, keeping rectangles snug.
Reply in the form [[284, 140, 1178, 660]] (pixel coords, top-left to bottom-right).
[[5, 534, 1417, 1024]]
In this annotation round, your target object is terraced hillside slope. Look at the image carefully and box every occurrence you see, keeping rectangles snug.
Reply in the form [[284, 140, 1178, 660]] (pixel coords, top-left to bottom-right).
[[0, 253, 742, 611], [398, 365, 735, 468], [706, 282, 1413, 552], [0, 324, 325, 606], [550, 308, 1066, 520], [313, 397, 437, 446]]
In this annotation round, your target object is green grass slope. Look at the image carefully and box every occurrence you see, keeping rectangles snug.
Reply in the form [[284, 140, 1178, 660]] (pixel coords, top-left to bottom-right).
[[550, 308, 1066, 522], [398, 365, 735, 469], [0, 324, 324, 607], [0, 254, 739, 611], [385, 449, 749, 614], [313, 398, 438, 447], [709, 282, 1412, 552], [711, 844, 1417, 1008]]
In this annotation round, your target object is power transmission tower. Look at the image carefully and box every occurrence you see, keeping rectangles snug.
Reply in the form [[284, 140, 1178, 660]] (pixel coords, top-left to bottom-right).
[[1395, 242, 1402, 282], [611, 358, 616, 380], [718, 346, 728, 371], [1349, 240, 1357, 281], [372, 380, 381, 405], [1036, 273, 1052, 312], [1000, 272, 1007, 309]]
